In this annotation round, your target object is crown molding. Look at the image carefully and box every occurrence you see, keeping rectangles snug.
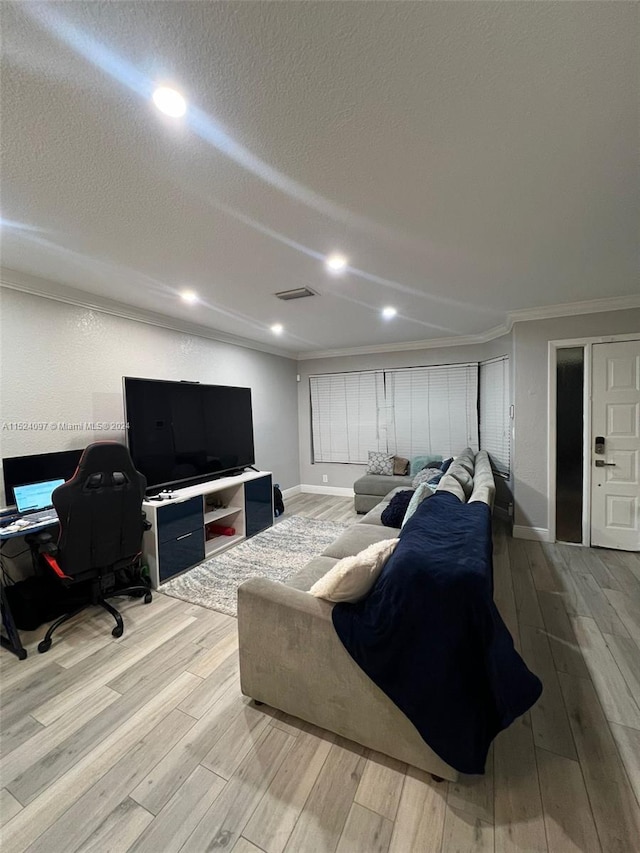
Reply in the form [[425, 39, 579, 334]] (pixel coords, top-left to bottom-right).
[[0, 268, 296, 361], [295, 324, 511, 361], [296, 293, 640, 360], [2, 268, 637, 364], [508, 293, 640, 323]]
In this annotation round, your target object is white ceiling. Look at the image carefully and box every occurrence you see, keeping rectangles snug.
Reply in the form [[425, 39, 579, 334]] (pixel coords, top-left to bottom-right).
[[1, 1, 638, 356]]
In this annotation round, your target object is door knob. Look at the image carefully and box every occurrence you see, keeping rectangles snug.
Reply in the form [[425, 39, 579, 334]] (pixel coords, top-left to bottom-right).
[[594, 460, 616, 467]]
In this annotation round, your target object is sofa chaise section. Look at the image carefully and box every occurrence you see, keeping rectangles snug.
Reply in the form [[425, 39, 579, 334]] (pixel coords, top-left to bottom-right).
[[353, 473, 412, 514]]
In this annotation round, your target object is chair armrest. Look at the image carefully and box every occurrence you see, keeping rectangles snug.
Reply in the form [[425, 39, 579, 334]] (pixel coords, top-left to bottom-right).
[[25, 530, 58, 554]]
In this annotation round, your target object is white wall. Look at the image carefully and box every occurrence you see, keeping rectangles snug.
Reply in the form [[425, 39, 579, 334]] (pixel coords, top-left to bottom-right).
[[3, 287, 637, 538], [512, 308, 640, 531], [0, 289, 300, 504], [297, 335, 513, 490]]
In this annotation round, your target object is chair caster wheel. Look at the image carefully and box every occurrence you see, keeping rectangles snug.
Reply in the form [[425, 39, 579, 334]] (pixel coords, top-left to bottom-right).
[[17, 649, 28, 660], [112, 625, 124, 638], [144, 593, 152, 604], [38, 640, 52, 654]]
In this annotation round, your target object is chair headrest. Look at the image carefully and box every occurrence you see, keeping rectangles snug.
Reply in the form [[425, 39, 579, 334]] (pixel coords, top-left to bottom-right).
[[72, 442, 141, 488]]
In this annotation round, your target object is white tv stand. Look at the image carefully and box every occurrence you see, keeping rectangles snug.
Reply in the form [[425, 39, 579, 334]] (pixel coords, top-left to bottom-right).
[[142, 470, 273, 589]]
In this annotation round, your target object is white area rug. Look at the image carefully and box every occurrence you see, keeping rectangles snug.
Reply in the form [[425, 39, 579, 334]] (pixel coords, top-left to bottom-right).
[[161, 515, 349, 616]]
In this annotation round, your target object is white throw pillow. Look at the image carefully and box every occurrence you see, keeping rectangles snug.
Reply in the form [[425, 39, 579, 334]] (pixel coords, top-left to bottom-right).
[[310, 538, 399, 603]]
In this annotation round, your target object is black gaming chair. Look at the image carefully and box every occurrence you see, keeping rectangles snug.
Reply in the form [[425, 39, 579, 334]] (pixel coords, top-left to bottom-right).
[[30, 442, 152, 653]]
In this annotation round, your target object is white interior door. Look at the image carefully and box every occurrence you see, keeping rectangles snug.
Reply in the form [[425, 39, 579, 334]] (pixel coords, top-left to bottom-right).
[[590, 340, 640, 551]]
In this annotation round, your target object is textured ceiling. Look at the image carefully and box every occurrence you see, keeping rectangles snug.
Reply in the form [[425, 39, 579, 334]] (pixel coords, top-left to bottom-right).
[[1, 1, 638, 354]]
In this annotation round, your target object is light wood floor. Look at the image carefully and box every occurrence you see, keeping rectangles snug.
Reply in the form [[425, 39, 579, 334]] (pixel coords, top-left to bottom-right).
[[1, 494, 640, 852]]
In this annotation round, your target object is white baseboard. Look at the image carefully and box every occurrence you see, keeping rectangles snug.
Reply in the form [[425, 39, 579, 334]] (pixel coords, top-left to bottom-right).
[[281, 485, 302, 499], [300, 484, 355, 497], [512, 525, 553, 543]]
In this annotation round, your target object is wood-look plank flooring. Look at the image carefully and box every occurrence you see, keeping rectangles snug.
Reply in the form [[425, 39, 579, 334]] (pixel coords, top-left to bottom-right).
[[1, 493, 640, 852]]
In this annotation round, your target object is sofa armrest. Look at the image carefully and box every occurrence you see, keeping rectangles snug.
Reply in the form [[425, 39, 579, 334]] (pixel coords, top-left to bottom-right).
[[237, 578, 350, 713], [238, 577, 333, 624]]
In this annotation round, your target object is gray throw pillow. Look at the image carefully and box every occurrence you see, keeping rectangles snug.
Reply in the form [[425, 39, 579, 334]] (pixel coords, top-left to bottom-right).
[[412, 467, 442, 488]]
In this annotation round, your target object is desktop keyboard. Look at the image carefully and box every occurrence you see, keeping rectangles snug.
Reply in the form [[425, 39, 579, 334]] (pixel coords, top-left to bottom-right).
[[25, 510, 59, 526], [0, 510, 58, 533]]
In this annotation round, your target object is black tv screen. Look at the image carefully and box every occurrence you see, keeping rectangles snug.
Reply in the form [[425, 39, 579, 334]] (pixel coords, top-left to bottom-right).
[[123, 377, 255, 491]]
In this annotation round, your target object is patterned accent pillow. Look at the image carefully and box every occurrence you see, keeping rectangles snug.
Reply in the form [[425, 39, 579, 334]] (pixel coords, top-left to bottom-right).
[[367, 451, 394, 476], [412, 467, 442, 488]]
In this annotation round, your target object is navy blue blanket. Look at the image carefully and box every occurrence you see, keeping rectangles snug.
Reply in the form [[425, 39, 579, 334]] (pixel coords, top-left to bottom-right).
[[332, 492, 542, 774]]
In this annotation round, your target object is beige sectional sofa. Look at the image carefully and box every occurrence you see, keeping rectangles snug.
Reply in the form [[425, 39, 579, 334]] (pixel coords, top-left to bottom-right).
[[237, 449, 495, 782]]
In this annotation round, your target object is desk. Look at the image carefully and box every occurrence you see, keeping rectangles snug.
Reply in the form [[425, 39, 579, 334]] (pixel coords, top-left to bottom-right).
[[0, 513, 59, 539], [0, 513, 59, 660]]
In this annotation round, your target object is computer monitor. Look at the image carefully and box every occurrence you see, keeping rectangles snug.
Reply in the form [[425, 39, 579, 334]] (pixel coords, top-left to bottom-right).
[[13, 479, 65, 514], [2, 449, 83, 507]]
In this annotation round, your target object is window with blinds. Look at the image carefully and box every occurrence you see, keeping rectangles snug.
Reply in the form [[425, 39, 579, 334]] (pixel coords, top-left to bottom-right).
[[310, 371, 386, 463], [310, 363, 479, 464], [385, 364, 479, 458], [479, 356, 511, 478]]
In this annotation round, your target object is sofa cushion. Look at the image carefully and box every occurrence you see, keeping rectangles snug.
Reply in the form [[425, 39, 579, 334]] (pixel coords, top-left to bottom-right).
[[436, 451, 475, 501], [436, 473, 466, 503], [357, 488, 408, 525], [310, 538, 399, 603], [286, 555, 340, 591], [322, 523, 400, 559], [357, 503, 387, 525], [381, 490, 414, 528], [353, 474, 413, 497], [367, 451, 394, 476], [454, 448, 476, 476], [468, 450, 495, 507]]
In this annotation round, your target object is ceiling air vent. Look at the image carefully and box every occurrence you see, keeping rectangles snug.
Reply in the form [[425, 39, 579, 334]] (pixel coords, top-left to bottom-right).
[[274, 287, 317, 301]]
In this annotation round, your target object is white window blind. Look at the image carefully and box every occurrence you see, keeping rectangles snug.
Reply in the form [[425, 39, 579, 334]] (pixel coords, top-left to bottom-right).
[[385, 363, 479, 458], [479, 356, 511, 478], [310, 371, 385, 463]]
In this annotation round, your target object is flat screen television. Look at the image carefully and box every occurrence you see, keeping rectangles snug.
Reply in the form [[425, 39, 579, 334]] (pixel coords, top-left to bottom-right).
[[123, 377, 255, 492]]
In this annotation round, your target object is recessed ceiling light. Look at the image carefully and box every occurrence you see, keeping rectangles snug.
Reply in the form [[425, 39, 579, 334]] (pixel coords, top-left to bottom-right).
[[152, 86, 187, 117], [180, 290, 198, 304], [382, 306, 397, 319], [271, 323, 284, 335], [325, 253, 348, 274]]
